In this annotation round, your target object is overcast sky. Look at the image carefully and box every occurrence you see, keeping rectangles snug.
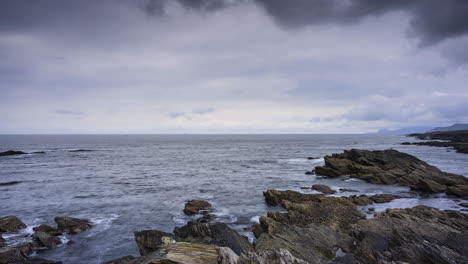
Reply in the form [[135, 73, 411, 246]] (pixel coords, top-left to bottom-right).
[[1, 0, 468, 134]]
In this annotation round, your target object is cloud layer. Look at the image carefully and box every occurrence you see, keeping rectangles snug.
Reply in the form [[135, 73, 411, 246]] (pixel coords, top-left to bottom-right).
[[0, 0, 467, 133]]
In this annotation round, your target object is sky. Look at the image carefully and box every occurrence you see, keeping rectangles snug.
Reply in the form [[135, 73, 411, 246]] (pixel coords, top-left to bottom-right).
[[1, 0, 468, 134]]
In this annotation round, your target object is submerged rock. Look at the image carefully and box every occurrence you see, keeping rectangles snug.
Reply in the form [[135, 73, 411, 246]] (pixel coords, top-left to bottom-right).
[[447, 185, 468, 198], [311, 184, 336, 194], [0, 181, 22, 186], [54, 216, 91, 234], [0, 216, 27, 232], [0, 150, 27, 156], [314, 149, 468, 197]]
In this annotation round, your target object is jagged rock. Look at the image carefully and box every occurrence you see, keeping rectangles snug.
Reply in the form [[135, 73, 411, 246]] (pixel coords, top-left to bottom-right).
[[0, 247, 29, 264], [0, 150, 27, 156], [136, 242, 221, 264], [32, 225, 61, 236], [54, 216, 91, 234], [183, 200, 212, 216], [0, 216, 27, 232], [264, 190, 323, 206], [369, 194, 400, 203], [32, 231, 62, 248], [447, 185, 468, 198], [314, 149, 468, 196], [352, 206, 468, 263], [0, 236, 5, 248], [240, 248, 309, 264], [348, 195, 374, 206], [262, 190, 364, 232], [26, 258, 62, 264], [460, 203, 468, 208], [103, 255, 136, 264], [134, 230, 174, 256], [173, 222, 253, 256], [312, 184, 336, 194]]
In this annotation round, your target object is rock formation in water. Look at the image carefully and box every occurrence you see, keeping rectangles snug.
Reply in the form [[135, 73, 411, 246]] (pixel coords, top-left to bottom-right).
[[314, 149, 468, 197], [406, 130, 468, 154]]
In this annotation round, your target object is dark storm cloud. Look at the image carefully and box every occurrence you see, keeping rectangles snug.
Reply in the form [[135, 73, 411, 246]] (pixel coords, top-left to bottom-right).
[[254, 0, 468, 46]]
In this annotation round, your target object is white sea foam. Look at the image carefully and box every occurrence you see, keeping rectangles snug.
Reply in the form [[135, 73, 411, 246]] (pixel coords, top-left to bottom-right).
[[250, 216, 260, 224]]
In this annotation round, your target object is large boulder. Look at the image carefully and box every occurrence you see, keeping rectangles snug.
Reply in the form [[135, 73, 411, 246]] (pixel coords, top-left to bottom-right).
[[314, 149, 468, 196], [447, 185, 468, 198], [173, 222, 253, 256], [0, 216, 27, 232], [54, 216, 91, 234], [352, 206, 468, 263]]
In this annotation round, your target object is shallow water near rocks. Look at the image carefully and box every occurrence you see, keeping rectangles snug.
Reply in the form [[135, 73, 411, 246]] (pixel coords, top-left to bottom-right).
[[1, 134, 467, 263]]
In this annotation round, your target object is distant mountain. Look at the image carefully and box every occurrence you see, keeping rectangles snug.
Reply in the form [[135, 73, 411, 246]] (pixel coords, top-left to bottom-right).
[[374, 126, 433, 135], [429, 124, 468, 132]]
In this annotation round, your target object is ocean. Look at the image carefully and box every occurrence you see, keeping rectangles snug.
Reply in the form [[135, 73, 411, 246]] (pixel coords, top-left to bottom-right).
[[1, 134, 467, 263]]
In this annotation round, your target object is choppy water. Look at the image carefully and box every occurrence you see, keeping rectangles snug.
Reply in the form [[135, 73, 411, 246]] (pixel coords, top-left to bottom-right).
[[1, 134, 467, 263]]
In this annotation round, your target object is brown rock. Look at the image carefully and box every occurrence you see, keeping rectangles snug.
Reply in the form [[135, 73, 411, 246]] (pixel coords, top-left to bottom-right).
[[54, 216, 91, 234], [134, 230, 174, 256], [311, 184, 336, 194], [32, 231, 62, 248], [447, 185, 468, 198], [0, 216, 27, 232], [32, 225, 62, 236], [183, 200, 212, 216]]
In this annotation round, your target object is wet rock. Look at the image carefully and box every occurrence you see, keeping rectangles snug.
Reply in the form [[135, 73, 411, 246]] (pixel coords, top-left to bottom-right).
[[103, 255, 136, 264], [26, 258, 62, 264], [54, 216, 91, 234], [304, 170, 314, 175], [447, 185, 468, 198], [134, 230, 174, 256], [0, 216, 27, 232], [69, 149, 93, 152], [0, 248, 29, 264], [32, 225, 61, 236], [263, 191, 365, 233], [240, 248, 309, 264], [401, 142, 412, 145], [173, 222, 253, 256], [32, 152, 45, 154], [369, 194, 400, 203], [459, 203, 468, 208], [0, 181, 22, 186], [314, 149, 468, 196], [312, 184, 336, 194], [307, 157, 320, 160], [32, 231, 62, 248], [0, 236, 5, 248], [339, 188, 359, 193], [407, 130, 468, 154], [299, 187, 310, 189], [0, 150, 27, 156], [352, 206, 468, 263], [264, 190, 323, 206], [138, 242, 221, 264], [183, 200, 212, 216], [348, 195, 373, 206]]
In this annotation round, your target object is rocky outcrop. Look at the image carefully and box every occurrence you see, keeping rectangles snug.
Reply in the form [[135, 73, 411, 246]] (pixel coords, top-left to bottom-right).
[[257, 189, 468, 264], [0, 216, 27, 232], [351, 206, 468, 263], [407, 130, 468, 154], [134, 221, 253, 257], [173, 222, 253, 256], [311, 184, 336, 194], [314, 149, 468, 197], [0, 181, 22, 186], [54, 216, 91, 234], [0, 150, 27, 156]]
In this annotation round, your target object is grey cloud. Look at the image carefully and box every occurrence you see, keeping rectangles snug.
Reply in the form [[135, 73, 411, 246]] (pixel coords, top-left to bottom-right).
[[192, 107, 215, 114], [255, 0, 468, 46], [55, 110, 85, 116], [167, 112, 185, 118]]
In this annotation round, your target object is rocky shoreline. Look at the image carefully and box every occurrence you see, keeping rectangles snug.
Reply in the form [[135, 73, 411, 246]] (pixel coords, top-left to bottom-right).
[[1, 149, 467, 263], [404, 129, 468, 154]]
